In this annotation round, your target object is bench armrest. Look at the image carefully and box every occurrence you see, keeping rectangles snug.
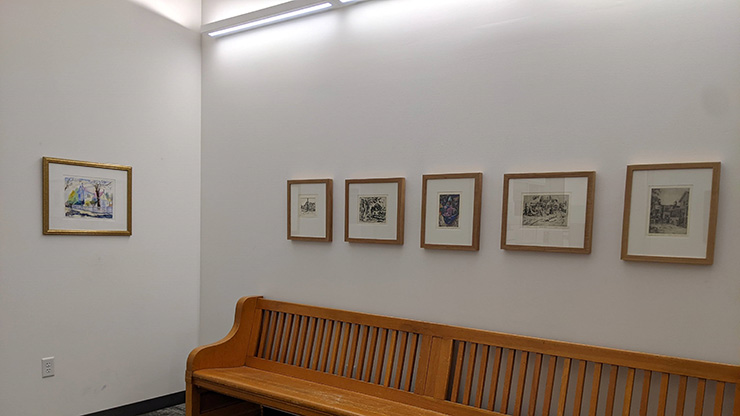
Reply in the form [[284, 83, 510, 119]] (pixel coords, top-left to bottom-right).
[[186, 296, 262, 381]]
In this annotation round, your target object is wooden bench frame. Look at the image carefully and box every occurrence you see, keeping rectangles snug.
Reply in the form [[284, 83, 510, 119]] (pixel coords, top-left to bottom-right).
[[186, 296, 740, 416]]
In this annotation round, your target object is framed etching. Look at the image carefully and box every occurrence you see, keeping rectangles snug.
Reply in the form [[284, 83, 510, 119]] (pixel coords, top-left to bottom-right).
[[345, 178, 405, 244], [421, 172, 482, 251], [287, 179, 332, 242], [43, 157, 132, 236], [501, 171, 595, 254], [621, 162, 720, 265]]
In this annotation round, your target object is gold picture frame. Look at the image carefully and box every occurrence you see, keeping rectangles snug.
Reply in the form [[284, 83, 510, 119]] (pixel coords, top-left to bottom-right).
[[421, 172, 482, 251], [287, 178, 333, 242], [621, 162, 720, 265], [501, 171, 595, 254], [43, 157, 132, 236], [345, 177, 405, 244]]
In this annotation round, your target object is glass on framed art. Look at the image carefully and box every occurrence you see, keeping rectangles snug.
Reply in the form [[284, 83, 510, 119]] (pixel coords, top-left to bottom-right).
[[287, 179, 332, 242], [43, 157, 132, 236], [345, 178, 405, 245], [501, 171, 595, 254], [421, 173, 482, 251], [621, 162, 720, 265]]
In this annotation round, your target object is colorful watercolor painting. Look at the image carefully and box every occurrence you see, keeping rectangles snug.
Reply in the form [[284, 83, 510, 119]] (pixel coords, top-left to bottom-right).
[[64, 176, 114, 219], [649, 187, 690, 235], [522, 193, 569, 228], [358, 195, 387, 224], [438, 193, 460, 228], [299, 194, 317, 218]]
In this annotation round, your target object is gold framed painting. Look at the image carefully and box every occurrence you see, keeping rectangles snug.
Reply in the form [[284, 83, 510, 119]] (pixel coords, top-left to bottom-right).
[[287, 178, 333, 242], [345, 177, 405, 244], [421, 172, 482, 251], [621, 162, 720, 265], [501, 171, 595, 254], [43, 157, 132, 236]]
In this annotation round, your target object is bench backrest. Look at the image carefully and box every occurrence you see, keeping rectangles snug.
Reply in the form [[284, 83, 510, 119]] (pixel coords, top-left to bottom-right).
[[242, 298, 740, 415]]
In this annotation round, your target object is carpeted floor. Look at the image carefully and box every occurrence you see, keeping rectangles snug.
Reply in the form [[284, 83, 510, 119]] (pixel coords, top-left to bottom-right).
[[137, 403, 185, 415]]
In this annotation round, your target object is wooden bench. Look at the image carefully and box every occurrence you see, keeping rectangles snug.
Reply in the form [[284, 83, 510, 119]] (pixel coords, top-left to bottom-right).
[[186, 296, 740, 416]]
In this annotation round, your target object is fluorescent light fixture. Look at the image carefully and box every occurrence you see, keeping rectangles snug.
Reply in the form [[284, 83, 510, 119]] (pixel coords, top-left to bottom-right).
[[339, 0, 358, 2], [207, 2, 332, 37]]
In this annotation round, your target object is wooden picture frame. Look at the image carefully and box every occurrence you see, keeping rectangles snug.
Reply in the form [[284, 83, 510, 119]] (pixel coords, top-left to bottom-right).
[[287, 179, 332, 242], [421, 172, 482, 251], [501, 171, 595, 254], [43, 157, 132, 236], [345, 178, 405, 244], [621, 162, 720, 265]]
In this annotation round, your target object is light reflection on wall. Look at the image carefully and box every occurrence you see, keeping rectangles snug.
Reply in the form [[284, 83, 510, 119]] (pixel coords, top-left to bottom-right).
[[128, 0, 201, 30]]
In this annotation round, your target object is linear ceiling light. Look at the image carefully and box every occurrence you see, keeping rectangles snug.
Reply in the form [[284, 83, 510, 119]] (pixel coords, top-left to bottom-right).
[[206, 2, 333, 37]]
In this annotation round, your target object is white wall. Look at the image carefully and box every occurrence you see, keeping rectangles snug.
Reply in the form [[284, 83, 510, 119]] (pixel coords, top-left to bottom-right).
[[0, 1, 201, 415], [200, 0, 740, 365]]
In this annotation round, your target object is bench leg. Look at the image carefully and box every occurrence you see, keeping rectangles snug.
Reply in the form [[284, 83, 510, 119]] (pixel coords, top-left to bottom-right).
[[185, 382, 202, 416]]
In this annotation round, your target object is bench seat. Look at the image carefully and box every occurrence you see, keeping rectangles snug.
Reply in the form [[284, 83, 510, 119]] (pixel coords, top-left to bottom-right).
[[193, 367, 450, 416]]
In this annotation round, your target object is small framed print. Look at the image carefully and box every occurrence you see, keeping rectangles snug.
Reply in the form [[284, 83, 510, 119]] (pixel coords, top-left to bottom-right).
[[621, 162, 720, 265], [287, 179, 332, 242], [421, 173, 482, 251], [43, 157, 132, 236], [501, 171, 595, 254], [345, 178, 405, 244]]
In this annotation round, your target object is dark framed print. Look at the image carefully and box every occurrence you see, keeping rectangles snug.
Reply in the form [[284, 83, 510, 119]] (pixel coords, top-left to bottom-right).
[[345, 178, 405, 244], [502, 171, 595, 254], [421, 172, 482, 251], [621, 162, 720, 265], [287, 179, 332, 242]]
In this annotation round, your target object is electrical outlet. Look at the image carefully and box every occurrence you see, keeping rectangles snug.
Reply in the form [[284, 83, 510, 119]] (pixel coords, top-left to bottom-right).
[[42, 357, 54, 378]]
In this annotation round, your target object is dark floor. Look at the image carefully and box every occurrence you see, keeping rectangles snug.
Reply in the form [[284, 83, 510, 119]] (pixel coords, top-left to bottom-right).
[[137, 403, 185, 416], [138, 404, 291, 416]]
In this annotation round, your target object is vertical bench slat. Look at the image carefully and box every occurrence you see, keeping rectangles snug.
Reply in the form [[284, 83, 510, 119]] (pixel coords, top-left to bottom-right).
[[605, 365, 619, 416], [304, 317, 318, 369], [394, 332, 409, 389], [557, 358, 572, 416], [475, 345, 491, 409], [487, 347, 503, 412], [364, 327, 379, 383], [279, 313, 294, 363], [588, 363, 603, 416], [271, 312, 285, 361], [320, 320, 336, 372], [450, 341, 466, 401], [294, 315, 309, 366], [328, 322, 343, 374], [310, 318, 326, 370], [266, 312, 280, 360], [734, 384, 740, 416], [286, 315, 302, 365], [257, 310, 271, 359], [657, 373, 670, 416], [501, 349, 517, 413], [573, 360, 588, 416], [336, 322, 351, 375], [513, 351, 529, 416], [356, 326, 370, 380], [374, 329, 389, 385], [403, 333, 419, 392], [622, 368, 636, 416], [542, 356, 558, 416], [712, 382, 724, 416], [639, 370, 652, 416], [463, 342, 478, 405], [347, 325, 361, 379], [528, 353, 543, 416], [694, 379, 706, 416], [383, 330, 399, 387], [676, 376, 688, 416]]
